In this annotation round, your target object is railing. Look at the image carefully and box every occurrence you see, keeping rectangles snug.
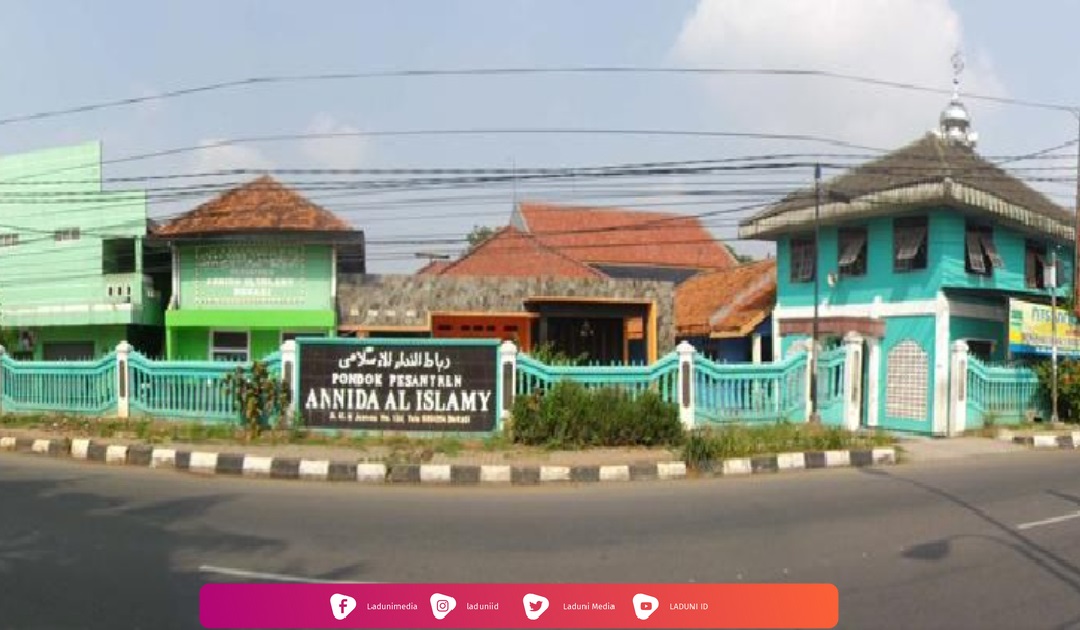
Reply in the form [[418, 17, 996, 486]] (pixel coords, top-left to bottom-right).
[[966, 356, 1045, 426], [694, 353, 807, 424], [1, 352, 117, 414], [128, 353, 243, 421], [516, 351, 680, 403], [816, 346, 846, 426]]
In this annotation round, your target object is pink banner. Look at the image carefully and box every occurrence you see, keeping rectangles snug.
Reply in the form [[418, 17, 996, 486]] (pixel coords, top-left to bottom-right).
[[200, 583, 838, 629]]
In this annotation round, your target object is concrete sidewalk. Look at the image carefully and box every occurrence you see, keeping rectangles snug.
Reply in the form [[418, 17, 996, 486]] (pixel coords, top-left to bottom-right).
[[896, 436, 1029, 462]]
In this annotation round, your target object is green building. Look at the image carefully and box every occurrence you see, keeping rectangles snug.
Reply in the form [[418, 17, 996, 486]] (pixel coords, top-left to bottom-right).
[[0, 142, 166, 360], [154, 176, 364, 360], [739, 93, 1074, 435]]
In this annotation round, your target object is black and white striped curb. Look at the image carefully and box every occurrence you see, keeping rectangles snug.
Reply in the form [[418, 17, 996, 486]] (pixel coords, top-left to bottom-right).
[[0, 436, 897, 485], [1010, 431, 1080, 449]]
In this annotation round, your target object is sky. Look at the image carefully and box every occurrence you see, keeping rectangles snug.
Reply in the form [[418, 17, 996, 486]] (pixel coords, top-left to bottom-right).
[[1, 0, 1079, 271]]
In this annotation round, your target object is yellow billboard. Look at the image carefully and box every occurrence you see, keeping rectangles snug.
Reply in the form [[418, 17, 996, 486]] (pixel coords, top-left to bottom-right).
[[1008, 298, 1080, 357]]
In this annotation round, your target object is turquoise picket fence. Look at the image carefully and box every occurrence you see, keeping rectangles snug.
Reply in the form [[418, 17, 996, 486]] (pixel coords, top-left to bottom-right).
[[694, 353, 808, 424], [516, 351, 680, 403], [966, 357, 1046, 426], [816, 347, 846, 426], [128, 352, 244, 421], [1, 352, 118, 414]]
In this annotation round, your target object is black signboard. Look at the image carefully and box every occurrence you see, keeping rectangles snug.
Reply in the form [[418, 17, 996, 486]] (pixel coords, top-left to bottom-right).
[[297, 340, 499, 432]]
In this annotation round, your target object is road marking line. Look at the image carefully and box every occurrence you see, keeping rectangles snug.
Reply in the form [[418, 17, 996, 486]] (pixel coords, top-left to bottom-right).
[[198, 565, 377, 584], [1017, 510, 1080, 531]]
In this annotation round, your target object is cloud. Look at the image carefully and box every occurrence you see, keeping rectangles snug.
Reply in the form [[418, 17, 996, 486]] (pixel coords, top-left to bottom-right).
[[670, 0, 1005, 148], [189, 139, 274, 173], [300, 113, 369, 169]]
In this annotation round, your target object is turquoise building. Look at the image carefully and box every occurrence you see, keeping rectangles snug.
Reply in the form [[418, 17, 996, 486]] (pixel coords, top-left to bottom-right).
[[740, 94, 1074, 435]]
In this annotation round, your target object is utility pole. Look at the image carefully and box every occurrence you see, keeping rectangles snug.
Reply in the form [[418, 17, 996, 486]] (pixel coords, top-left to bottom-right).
[[810, 163, 822, 423], [1050, 246, 1060, 423]]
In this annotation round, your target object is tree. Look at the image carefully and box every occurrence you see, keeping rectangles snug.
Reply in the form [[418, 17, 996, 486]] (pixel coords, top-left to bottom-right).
[[466, 225, 496, 251], [724, 242, 754, 264]]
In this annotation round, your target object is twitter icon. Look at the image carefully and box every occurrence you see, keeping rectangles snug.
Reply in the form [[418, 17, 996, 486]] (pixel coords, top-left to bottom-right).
[[522, 594, 550, 621]]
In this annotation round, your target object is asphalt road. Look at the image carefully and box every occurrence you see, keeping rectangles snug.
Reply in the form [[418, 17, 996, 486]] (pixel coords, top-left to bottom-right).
[[3, 451, 1080, 630]]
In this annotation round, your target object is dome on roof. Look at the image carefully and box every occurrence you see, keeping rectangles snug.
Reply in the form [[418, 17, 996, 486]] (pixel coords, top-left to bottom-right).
[[934, 97, 978, 148]]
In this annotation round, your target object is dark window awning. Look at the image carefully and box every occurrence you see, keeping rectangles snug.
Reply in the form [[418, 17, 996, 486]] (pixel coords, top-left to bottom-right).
[[895, 225, 927, 261], [838, 233, 866, 266], [981, 234, 1004, 268], [966, 231, 986, 273]]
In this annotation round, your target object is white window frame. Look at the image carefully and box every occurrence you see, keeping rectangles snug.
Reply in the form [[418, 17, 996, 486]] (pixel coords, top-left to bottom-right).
[[209, 330, 250, 362], [54, 228, 81, 243]]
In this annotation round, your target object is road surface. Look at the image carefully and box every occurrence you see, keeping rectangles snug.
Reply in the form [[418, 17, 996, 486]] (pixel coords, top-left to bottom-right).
[[2, 451, 1080, 629]]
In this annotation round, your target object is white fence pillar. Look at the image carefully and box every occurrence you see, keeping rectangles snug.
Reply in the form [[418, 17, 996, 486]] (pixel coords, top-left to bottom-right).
[[866, 338, 881, 427], [751, 334, 763, 365], [280, 340, 298, 419], [0, 344, 6, 414], [842, 332, 864, 431], [804, 341, 815, 423], [676, 341, 696, 429], [116, 341, 131, 419], [499, 340, 518, 423], [948, 340, 969, 436]]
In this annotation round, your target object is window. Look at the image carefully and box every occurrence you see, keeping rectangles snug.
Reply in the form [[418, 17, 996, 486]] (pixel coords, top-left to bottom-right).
[[210, 331, 249, 362], [837, 227, 867, 277], [336, 244, 365, 275], [43, 342, 95, 361], [54, 228, 80, 242], [1025, 241, 1047, 289], [0, 233, 19, 247], [894, 217, 928, 272], [102, 238, 137, 274], [965, 339, 995, 361], [789, 236, 816, 283], [965, 224, 1002, 275]]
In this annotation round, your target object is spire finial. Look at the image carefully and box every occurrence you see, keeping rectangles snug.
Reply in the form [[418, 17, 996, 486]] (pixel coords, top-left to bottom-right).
[[933, 49, 977, 148], [950, 50, 965, 100]]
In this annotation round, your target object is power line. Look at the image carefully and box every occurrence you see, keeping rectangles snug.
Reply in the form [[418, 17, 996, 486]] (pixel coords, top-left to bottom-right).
[[1, 66, 1075, 129]]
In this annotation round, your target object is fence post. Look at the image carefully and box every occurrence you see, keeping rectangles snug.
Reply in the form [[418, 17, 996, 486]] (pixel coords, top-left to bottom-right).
[[804, 341, 815, 423], [499, 340, 518, 424], [0, 344, 6, 414], [116, 341, 131, 419], [842, 332, 864, 431], [676, 341, 696, 429], [280, 340, 298, 418], [948, 340, 969, 436]]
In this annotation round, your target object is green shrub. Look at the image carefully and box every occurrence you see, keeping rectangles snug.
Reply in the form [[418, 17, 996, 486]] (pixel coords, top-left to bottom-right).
[[510, 381, 682, 448], [1033, 359, 1080, 422], [682, 422, 895, 469]]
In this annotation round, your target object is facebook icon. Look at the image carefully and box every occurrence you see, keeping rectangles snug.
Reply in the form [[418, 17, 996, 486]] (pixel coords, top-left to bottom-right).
[[330, 594, 357, 621]]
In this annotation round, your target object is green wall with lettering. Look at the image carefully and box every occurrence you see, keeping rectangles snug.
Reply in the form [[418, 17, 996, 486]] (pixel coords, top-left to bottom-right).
[[177, 244, 333, 311]]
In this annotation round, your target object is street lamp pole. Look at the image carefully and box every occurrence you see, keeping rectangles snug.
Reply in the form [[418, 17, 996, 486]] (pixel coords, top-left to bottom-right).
[[810, 163, 822, 423], [1050, 246, 1059, 424]]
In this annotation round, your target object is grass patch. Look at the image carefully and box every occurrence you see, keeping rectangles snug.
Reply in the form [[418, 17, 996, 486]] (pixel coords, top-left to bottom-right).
[[683, 422, 896, 469]]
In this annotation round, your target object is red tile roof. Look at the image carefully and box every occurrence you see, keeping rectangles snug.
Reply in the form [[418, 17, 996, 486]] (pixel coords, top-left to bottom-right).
[[675, 260, 776, 337], [416, 260, 451, 275], [155, 175, 353, 236], [516, 202, 736, 269], [434, 226, 602, 279]]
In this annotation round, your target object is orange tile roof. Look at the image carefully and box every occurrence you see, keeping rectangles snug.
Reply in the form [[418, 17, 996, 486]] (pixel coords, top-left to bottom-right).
[[156, 175, 353, 236], [436, 226, 602, 279], [416, 260, 451, 275], [517, 202, 736, 269], [675, 260, 776, 337]]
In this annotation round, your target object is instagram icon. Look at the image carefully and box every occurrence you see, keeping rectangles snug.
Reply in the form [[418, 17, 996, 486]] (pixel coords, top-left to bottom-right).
[[430, 593, 457, 620]]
